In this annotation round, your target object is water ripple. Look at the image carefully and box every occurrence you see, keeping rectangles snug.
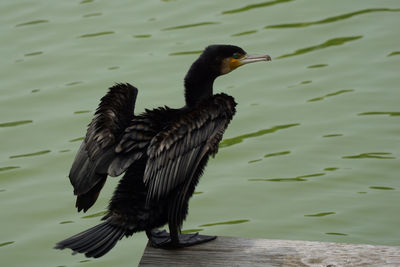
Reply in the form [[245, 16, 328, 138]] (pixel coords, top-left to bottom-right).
[[74, 110, 91, 114], [231, 30, 258, 37], [16, 20, 49, 27], [305, 212, 335, 217], [162, 22, 219, 31], [369, 186, 395, 190], [10, 150, 51, 159], [69, 137, 84, 142], [65, 81, 83, 86], [265, 8, 400, 29], [343, 152, 395, 159], [181, 228, 204, 234], [220, 123, 300, 148], [82, 210, 107, 219], [324, 167, 339, 171], [0, 241, 14, 247], [249, 172, 325, 182], [222, 0, 294, 14], [358, 111, 400, 117], [326, 232, 347, 236], [388, 51, 400, 57], [133, 34, 151, 38], [0, 166, 20, 172], [323, 134, 343, 138], [307, 64, 328, 69], [169, 50, 202, 56], [308, 89, 354, 102], [0, 120, 32, 127], [250, 177, 305, 182], [59, 221, 74, 224], [199, 219, 249, 227], [278, 36, 362, 59], [264, 151, 290, 158], [83, 13, 102, 18], [24, 51, 43, 57], [79, 31, 114, 38]]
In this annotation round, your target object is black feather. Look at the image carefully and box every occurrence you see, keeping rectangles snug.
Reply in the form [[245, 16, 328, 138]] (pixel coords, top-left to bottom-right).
[[57, 44, 261, 258], [68, 83, 138, 212], [54, 221, 125, 258]]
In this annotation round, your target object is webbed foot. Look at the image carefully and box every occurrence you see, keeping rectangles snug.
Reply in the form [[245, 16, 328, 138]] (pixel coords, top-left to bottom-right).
[[146, 229, 216, 248]]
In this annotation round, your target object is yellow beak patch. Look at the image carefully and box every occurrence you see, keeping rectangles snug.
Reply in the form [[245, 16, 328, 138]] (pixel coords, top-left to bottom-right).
[[220, 57, 243, 75], [229, 58, 243, 70]]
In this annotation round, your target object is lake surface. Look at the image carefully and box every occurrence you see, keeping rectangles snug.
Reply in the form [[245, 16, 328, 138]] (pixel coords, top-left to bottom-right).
[[1, 0, 399, 266]]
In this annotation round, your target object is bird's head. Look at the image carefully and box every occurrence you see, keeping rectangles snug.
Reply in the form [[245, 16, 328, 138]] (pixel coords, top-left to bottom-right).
[[199, 44, 271, 76], [184, 44, 271, 107]]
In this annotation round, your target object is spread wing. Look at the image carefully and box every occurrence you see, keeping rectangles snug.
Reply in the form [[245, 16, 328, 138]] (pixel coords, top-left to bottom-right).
[[106, 113, 157, 177], [143, 94, 237, 204], [68, 83, 137, 212]]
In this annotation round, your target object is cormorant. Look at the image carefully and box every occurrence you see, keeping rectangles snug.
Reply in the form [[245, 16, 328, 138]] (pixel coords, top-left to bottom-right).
[[55, 44, 271, 258]]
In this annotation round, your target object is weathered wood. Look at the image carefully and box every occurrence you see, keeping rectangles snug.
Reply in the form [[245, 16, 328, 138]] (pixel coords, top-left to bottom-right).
[[139, 236, 400, 267]]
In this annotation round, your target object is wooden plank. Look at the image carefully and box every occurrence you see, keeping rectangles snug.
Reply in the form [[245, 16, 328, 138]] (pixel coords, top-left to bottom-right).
[[139, 236, 400, 267]]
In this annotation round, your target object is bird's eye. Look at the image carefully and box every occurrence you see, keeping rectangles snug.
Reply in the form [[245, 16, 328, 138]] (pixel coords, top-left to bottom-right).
[[232, 53, 240, 59]]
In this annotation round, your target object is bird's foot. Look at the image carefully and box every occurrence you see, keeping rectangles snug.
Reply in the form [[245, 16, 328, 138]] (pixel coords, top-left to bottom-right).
[[146, 229, 216, 248]]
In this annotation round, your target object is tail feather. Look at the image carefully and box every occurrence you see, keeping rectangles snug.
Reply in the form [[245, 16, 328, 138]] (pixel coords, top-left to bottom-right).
[[56, 222, 109, 250], [80, 227, 118, 256], [87, 229, 124, 258], [55, 221, 125, 258], [70, 223, 114, 254]]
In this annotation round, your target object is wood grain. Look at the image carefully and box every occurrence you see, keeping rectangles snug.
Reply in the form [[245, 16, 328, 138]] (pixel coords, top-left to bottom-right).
[[139, 236, 400, 266]]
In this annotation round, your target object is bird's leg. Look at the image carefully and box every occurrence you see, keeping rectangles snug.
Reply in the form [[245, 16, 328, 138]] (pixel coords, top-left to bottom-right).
[[146, 226, 216, 249], [169, 223, 180, 245]]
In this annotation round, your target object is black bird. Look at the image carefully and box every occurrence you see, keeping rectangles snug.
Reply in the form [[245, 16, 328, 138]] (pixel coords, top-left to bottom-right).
[[55, 44, 271, 258]]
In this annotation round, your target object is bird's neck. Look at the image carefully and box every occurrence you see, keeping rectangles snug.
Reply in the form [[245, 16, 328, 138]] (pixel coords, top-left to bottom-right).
[[184, 59, 218, 108]]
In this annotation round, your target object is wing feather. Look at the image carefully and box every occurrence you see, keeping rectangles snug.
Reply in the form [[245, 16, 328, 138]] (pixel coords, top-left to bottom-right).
[[68, 83, 138, 211], [107, 116, 157, 177], [144, 94, 237, 205]]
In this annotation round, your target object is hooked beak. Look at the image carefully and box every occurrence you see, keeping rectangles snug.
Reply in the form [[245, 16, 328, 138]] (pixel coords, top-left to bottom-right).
[[225, 53, 272, 74], [239, 54, 272, 65]]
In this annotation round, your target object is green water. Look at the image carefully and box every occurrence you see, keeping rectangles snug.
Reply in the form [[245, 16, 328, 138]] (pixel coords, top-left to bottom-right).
[[1, 0, 399, 266]]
